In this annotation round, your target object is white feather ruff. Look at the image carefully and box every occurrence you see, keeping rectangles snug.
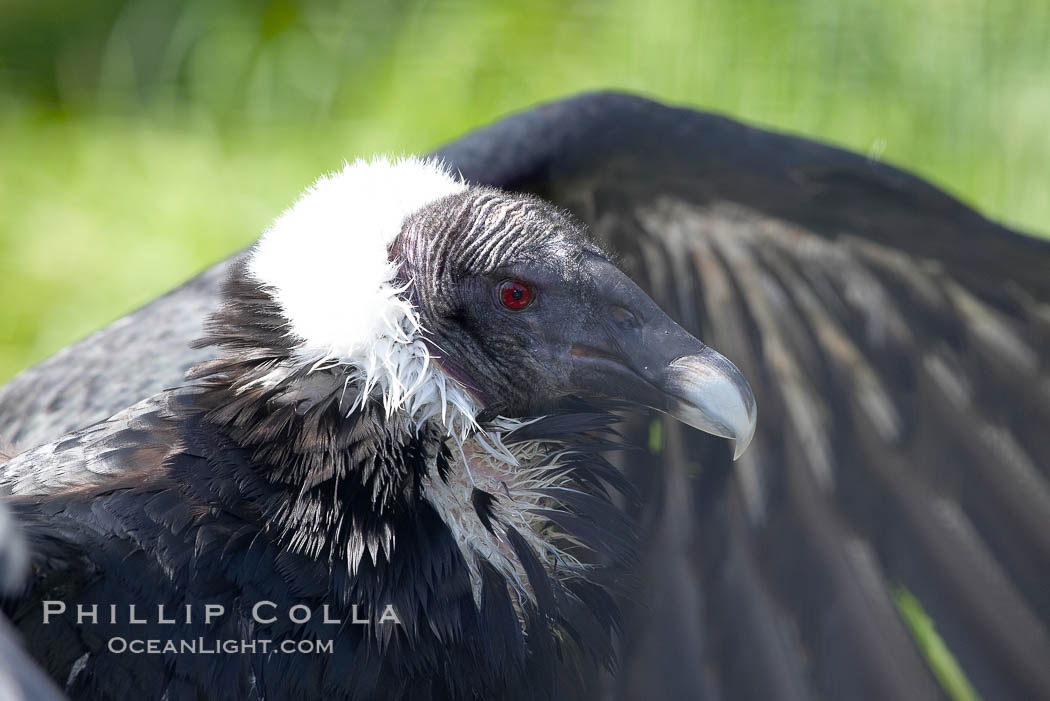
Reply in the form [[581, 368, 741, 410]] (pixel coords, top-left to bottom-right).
[[250, 154, 463, 363], [248, 155, 484, 437]]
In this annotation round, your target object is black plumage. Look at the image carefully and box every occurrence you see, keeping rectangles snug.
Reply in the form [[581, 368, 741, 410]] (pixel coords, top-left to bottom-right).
[[2, 92, 1050, 701], [3, 253, 648, 699]]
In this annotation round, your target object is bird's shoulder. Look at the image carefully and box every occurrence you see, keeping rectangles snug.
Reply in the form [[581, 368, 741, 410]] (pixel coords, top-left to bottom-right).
[[1, 392, 182, 499]]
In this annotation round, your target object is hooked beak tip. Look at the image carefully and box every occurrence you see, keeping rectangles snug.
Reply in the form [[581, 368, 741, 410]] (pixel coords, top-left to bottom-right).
[[663, 349, 757, 460], [731, 416, 757, 461]]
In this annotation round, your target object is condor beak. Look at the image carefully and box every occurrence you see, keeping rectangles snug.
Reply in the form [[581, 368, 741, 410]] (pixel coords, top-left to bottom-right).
[[568, 257, 757, 459], [660, 347, 757, 460]]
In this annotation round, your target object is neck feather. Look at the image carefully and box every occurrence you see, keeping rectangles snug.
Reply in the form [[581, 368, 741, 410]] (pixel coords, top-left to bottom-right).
[[186, 274, 635, 683]]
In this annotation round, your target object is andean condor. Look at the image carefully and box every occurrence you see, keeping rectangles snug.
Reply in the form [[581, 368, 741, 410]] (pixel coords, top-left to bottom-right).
[[0, 139, 756, 699], [2, 92, 1050, 701]]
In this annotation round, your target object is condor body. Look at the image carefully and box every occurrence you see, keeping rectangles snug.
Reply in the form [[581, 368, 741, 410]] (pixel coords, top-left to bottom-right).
[[1, 155, 754, 700]]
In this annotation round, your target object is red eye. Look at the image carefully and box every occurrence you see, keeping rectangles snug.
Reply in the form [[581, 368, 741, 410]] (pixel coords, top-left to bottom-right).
[[499, 280, 533, 310]]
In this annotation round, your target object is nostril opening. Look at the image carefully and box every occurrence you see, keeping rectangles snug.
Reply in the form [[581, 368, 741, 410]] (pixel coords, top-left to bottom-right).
[[610, 305, 640, 329]]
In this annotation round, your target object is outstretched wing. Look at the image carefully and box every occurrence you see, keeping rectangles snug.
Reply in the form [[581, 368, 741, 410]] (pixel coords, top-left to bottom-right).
[[2, 92, 1048, 700], [0, 257, 236, 452], [437, 92, 1050, 701]]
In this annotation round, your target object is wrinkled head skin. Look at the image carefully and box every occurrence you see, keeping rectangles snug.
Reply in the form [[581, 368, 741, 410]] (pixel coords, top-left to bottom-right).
[[394, 187, 757, 456], [393, 189, 599, 413]]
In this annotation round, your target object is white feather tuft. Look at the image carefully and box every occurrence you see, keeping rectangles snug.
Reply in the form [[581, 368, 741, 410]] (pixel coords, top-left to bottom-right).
[[248, 154, 481, 436], [250, 154, 464, 364]]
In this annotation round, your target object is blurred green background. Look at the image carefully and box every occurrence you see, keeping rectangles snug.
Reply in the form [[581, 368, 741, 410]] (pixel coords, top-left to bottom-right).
[[1, 0, 1048, 383]]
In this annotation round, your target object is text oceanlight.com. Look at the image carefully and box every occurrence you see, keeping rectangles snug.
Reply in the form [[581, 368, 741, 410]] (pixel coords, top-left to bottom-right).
[[107, 638, 335, 655]]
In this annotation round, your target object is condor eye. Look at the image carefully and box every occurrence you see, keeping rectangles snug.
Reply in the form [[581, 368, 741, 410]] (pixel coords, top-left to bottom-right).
[[498, 279, 534, 310]]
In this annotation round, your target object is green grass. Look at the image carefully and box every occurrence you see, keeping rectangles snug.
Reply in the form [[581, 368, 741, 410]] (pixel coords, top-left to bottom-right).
[[895, 586, 982, 701], [648, 420, 663, 455], [1, 0, 1048, 382]]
